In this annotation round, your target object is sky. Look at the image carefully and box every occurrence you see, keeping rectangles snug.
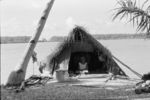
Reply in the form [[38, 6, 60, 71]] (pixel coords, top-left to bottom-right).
[[1, 0, 144, 39]]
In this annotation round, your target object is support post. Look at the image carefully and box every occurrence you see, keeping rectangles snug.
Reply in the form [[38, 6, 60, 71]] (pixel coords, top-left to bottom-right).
[[112, 55, 142, 79]]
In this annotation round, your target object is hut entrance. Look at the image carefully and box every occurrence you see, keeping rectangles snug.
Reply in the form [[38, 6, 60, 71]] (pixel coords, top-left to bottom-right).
[[68, 52, 108, 75], [89, 52, 108, 74]]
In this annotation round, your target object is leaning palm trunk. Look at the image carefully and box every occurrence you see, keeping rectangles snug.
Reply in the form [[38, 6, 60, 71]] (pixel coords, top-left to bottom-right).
[[6, 0, 55, 86]]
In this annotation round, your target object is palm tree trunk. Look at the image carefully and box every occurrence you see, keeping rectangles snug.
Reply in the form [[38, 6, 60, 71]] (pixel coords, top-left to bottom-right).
[[6, 0, 55, 86]]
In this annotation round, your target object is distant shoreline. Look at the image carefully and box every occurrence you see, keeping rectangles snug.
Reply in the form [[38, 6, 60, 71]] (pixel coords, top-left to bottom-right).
[[49, 34, 150, 42], [1, 34, 149, 44], [0, 36, 47, 44]]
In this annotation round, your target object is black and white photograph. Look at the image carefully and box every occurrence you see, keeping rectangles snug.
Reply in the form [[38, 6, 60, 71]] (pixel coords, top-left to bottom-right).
[[1, 0, 150, 99]]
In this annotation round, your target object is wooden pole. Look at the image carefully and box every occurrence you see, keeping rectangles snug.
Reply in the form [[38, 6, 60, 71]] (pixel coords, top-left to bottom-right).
[[33, 62, 35, 75], [6, 0, 55, 86], [112, 55, 142, 78]]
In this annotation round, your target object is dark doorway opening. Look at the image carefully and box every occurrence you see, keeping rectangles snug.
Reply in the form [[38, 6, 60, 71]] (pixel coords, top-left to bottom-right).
[[68, 52, 108, 75]]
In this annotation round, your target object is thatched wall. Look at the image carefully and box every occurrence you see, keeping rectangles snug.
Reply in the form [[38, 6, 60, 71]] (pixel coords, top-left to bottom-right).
[[44, 26, 127, 76]]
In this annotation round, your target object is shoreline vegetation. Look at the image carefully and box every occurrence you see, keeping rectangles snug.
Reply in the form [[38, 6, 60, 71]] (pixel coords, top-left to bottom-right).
[[0, 34, 150, 44]]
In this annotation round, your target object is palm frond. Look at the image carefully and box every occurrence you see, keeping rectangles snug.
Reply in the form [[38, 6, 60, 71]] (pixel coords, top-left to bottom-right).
[[113, 0, 150, 34], [142, 0, 149, 9]]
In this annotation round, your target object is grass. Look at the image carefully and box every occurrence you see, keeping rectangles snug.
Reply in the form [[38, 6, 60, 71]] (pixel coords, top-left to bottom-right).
[[1, 82, 150, 100]]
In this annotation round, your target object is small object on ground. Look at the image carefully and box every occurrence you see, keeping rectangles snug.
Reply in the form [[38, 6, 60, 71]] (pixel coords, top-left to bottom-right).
[[105, 73, 116, 83], [55, 70, 66, 82], [135, 80, 150, 94], [55, 70, 71, 82], [146, 80, 150, 85], [4, 75, 52, 93]]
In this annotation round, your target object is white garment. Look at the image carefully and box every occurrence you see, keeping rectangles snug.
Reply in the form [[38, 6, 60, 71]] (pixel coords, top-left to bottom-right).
[[79, 62, 87, 70], [59, 59, 69, 70]]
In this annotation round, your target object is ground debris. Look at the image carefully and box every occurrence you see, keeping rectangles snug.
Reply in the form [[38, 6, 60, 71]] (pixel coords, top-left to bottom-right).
[[3, 75, 52, 93]]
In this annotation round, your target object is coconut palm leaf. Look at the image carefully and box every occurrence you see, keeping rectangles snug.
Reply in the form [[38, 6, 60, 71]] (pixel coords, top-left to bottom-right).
[[113, 0, 150, 35]]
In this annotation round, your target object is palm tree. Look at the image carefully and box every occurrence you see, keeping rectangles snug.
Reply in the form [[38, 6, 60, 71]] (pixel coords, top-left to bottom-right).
[[6, 0, 55, 86], [113, 0, 150, 35]]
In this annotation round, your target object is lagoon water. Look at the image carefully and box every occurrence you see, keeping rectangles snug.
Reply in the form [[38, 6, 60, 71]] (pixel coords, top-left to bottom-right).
[[1, 39, 150, 84]]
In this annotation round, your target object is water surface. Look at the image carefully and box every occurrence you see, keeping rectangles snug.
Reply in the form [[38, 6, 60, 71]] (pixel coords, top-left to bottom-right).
[[1, 39, 150, 84]]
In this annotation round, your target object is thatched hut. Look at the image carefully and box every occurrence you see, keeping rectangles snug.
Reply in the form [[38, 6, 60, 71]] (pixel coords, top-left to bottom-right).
[[43, 26, 127, 76]]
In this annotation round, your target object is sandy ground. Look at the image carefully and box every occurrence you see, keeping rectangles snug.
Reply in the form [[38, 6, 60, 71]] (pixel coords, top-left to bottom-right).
[[1, 75, 150, 100]]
